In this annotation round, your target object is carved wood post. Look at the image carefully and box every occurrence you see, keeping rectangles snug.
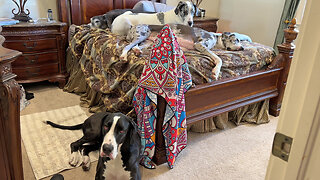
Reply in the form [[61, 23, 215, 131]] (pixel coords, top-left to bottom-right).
[[0, 26, 23, 180], [269, 19, 299, 116]]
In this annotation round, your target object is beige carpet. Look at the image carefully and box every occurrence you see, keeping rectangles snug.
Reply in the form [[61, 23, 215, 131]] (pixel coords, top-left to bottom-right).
[[21, 82, 278, 180], [20, 105, 99, 180]]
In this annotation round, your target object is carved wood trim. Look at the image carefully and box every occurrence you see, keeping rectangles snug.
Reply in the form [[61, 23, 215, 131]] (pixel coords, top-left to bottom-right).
[[269, 18, 298, 116], [0, 27, 23, 180], [57, 0, 162, 26]]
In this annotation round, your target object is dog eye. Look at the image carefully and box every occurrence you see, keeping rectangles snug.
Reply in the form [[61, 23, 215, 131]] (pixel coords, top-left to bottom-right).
[[104, 126, 109, 131], [119, 130, 125, 134]]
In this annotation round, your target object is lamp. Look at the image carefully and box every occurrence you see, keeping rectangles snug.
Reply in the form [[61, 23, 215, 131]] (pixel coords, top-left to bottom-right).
[[191, 0, 204, 17], [192, 0, 203, 7], [12, 0, 32, 22]]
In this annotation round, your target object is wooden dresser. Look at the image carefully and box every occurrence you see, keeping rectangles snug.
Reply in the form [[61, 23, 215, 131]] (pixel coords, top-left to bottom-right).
[[1, 21, 67, 88], [193, 16, 219, 32]]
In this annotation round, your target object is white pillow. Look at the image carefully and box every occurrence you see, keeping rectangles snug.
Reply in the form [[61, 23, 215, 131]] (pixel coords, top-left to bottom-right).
[[133, 1, 174, 12]]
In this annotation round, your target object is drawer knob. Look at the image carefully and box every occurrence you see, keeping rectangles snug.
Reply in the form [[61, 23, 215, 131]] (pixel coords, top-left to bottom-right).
[[25, 55, 38, 64], [23, 42, 37, 49]]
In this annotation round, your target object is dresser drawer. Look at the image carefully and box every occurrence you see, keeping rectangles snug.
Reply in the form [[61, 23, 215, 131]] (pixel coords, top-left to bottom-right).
[[12, 52, 58, 67], [193, 17, 219, 33], [13, 63, 59, 80], [194, 21, 217, 32], [4, 38, 57, 52]]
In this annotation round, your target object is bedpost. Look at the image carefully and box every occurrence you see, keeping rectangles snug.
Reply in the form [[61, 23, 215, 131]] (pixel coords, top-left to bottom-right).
[[57, 0, 71, 26], [0, 27, 23, 179], [269, 18, 299, 116]]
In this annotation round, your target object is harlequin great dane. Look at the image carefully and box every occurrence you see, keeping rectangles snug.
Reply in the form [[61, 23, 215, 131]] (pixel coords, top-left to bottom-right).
[[111, 1, 196, 36]]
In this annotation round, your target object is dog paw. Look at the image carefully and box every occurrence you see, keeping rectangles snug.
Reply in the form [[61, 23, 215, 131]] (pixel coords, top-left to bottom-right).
[[211, 69, 220, 80], [132, 47, 142, 56], [81, 155, 91, 171], [120, 54, 128, 62], [69, 151, 81, 167], [211, 74, 218, 80]]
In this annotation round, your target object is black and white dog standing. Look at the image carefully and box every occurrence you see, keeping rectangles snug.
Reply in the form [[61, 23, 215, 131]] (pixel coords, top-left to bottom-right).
[[46, 112, 142, 180]]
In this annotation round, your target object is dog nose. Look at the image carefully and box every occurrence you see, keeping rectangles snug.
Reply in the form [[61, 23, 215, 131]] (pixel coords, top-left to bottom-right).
[[188, 21, 193, 26], [227, 47, 231, 51], [102, 144, 113, 154]]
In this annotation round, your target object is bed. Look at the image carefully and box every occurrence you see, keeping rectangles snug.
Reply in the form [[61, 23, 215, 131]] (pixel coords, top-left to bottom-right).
[[0, 0, 298, 176], [56, 0, 298, 165]]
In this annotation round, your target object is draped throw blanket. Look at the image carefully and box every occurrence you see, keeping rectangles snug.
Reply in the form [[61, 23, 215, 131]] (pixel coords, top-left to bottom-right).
[[133, 25, 192, 169]]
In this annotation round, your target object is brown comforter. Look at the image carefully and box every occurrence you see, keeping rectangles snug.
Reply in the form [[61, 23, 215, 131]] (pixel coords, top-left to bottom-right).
[[65, 24, 274, 129]]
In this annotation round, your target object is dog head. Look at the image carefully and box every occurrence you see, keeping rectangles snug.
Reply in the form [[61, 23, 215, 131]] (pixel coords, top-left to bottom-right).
[[174, 1, 195, 27], [100, 113, 140, 161], [90, 15, 108, 29], [222, 32, 244, 51]]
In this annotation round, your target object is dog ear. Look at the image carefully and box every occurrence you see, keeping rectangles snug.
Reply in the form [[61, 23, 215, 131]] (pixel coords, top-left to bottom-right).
[[100, 112, 111, 135], [120, 117, 141, 171], [222, 32, 231, 39], [229, 34, 237, 40], [222, 33, 227, 40], [129, 118, 140, 145], [175, 1, 185, 15]]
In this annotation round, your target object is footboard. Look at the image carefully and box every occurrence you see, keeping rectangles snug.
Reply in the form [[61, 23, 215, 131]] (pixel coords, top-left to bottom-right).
[[152, 19, 299, 165], [186, 69, 281, 124]]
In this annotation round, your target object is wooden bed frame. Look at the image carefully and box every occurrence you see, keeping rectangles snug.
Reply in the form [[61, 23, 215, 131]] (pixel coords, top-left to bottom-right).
[[0, 0, 298, 179], [56, 0, 298, 165]]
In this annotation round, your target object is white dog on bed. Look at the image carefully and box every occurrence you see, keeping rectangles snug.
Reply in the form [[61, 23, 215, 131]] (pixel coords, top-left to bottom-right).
[[111, 1, 195, 35]]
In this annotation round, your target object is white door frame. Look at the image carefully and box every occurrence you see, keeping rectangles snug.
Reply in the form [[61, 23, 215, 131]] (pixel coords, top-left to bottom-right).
[[265, 0, 320, 179]]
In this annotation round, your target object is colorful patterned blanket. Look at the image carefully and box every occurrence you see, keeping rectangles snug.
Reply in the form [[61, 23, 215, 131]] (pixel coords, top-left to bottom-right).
[[68, 24, 275, 117], [132, 25, 192, 168]]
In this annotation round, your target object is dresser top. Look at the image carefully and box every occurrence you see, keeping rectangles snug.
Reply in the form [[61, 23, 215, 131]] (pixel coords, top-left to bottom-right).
[[194, 16, 219, 22], [3, 21, 66, 28]]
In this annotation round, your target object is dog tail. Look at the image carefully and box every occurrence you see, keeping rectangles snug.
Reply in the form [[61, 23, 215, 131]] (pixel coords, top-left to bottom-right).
[[44, 121, 83, 130]]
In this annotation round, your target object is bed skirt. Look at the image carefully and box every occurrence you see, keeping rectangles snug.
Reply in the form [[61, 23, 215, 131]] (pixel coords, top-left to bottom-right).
[[64, 48, 270, 133]]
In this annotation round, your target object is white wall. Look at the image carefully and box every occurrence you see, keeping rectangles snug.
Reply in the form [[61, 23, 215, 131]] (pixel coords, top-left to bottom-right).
[[168, 0, 285, 46], [0, 0, 58, 21], [167, 0, 220, 18], [218, 0, 285, 46]]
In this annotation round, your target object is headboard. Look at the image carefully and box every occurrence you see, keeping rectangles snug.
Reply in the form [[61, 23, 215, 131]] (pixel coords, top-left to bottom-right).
[[57, 0, 166, 26]]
